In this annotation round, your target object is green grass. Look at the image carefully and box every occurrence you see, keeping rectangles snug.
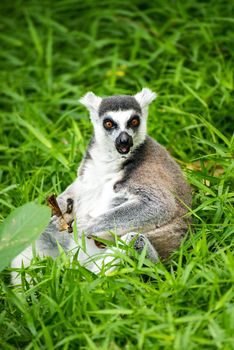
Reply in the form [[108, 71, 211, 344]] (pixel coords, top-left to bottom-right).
[[0, 0, 234, 348]]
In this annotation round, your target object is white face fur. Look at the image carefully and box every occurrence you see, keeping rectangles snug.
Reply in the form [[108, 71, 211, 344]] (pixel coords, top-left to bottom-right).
[[79, 88, 157, 157]]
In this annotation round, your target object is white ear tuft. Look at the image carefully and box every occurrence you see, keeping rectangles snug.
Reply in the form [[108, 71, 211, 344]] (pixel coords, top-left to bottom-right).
[[79, 92, 102, 113], [134, 88, 157, 109]]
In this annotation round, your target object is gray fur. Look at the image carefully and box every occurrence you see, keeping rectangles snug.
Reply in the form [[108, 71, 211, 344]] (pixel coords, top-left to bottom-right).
[[83, 136, 191, 260], [99, 95, 142, 116], [85, 185, 176, 234]]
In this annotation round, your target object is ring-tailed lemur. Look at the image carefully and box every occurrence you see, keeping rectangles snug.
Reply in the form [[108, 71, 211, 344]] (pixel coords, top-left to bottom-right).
[[11, 88, 191, 283]]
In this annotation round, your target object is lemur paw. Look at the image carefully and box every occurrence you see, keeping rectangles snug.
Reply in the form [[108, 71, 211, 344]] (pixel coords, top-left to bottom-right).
[[133, 234, 146, 252], [121, 232, 158, 263]]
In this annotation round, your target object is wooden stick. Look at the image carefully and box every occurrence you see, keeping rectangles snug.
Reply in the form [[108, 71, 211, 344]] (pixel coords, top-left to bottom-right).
[[47, 194, 73, 233]]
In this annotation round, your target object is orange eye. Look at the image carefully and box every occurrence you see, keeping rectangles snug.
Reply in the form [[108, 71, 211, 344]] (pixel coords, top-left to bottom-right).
[[104, 120, 114, 129], [130, 118, 140, 127]]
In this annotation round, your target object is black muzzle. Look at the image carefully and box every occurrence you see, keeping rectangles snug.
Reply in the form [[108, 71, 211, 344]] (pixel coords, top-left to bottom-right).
[[115, 132, 133, 154]]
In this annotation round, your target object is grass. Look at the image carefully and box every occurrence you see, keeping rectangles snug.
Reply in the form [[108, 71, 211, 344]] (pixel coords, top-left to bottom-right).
[[0, 0, 234, 348]]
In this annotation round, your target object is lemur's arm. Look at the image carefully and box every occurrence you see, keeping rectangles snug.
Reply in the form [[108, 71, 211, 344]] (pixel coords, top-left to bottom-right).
[[84, 189, 177, 236]]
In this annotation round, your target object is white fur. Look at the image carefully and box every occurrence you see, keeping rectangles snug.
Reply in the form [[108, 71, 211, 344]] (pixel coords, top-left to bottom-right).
[[75, 107, 147, 222], [82, 232, 136, 274], [79, 92, 102, 122], [75, 142, 128, 220], [134, 88, 157, 116]]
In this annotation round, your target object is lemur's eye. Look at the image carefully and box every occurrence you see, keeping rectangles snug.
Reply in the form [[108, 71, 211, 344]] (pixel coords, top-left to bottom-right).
[[103, 119, 114, 129], [129, 116, 140, 127]]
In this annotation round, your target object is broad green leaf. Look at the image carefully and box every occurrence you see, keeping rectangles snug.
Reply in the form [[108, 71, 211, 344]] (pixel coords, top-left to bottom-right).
[[0, 202, 50, 272]]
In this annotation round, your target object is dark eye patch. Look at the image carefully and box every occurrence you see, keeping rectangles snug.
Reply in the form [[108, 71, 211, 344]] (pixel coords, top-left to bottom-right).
[[127, 115, 140, 128], [103, 117, 118, 131]]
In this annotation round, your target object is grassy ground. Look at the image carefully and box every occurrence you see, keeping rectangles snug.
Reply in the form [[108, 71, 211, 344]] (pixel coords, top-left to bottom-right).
[[0, 0, 234, 349]]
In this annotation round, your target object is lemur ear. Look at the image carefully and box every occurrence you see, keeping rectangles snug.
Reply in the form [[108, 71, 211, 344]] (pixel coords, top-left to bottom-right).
[[79, 92, 102, 115], [134, 88, 157, 109]]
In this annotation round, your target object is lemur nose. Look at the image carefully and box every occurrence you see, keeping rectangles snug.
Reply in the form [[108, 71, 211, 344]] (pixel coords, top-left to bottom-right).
[[117, 132, 133, 146]]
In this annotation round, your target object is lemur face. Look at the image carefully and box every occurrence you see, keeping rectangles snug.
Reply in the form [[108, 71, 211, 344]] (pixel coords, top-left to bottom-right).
[[79, 88, 157, 156], [101, 109, 142, 154]]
